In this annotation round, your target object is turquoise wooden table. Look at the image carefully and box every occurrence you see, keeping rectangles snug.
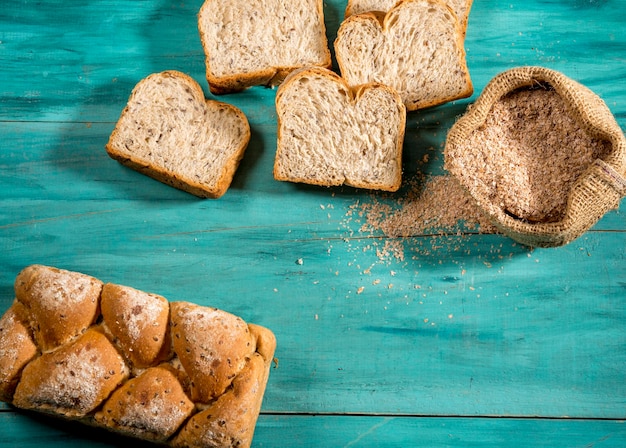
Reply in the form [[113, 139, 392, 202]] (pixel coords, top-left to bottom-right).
[[1, 1, 625, 446]]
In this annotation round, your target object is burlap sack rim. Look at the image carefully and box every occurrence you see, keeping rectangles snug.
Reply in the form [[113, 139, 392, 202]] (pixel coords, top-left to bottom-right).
[[444, 66, 626, 247]]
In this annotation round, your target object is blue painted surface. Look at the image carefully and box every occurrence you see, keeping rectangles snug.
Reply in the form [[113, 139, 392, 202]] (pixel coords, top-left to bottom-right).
[[0, 0, 625, 446]]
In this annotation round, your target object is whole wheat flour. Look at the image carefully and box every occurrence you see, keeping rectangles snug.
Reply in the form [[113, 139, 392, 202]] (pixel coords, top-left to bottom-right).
[[445, 66, 626, 247], [454, 86, 612, 223], [340, 174, 496, 263], [355, 175, 495, 237]]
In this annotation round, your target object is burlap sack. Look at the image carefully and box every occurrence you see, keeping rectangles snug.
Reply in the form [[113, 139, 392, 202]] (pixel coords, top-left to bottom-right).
[[444, 66, 626, 247]]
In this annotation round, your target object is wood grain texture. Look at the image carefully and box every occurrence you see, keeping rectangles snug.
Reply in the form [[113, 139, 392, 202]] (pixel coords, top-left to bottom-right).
[[1, 0, 625, 446], [1, 412, 625, 447]]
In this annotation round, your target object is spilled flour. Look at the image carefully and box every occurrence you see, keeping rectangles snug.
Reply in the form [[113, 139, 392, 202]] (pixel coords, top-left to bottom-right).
[[362, 175, 495, 236], [342, 174, 498, 262]]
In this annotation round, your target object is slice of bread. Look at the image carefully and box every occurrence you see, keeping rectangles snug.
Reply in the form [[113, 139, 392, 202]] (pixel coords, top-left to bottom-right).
[[345, 0, 473, 34], [106, 70, 250, 199], [274, 67, 406, 192], [198, 0, 332, 94], [335, 0, 473, 111]]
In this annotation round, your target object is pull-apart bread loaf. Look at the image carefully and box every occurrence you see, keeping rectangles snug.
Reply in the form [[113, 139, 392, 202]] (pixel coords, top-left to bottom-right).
[[335, 0, 473, 111], [198, 0, 332, 94], [106, 70, 250, 199], [344, 0, 473, 35], [274, 67, 406, 192], [0, 264, 276, 448]]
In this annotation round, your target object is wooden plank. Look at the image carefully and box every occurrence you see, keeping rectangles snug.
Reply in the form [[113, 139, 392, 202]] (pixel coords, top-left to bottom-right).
[[0, 0, 205, 122], [1, 0, 625, 445], [1, 411, 625, 448], [1, 194, 624, 417], [1, 1, 625, 123]]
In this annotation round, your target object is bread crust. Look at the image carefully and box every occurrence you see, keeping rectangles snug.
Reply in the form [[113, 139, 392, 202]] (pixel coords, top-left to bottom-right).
[[100, 283, 171, 369], [0, 265, 276, 448], [106, 70, 251, 199], [0, 302, 38, 402], [94, 366, 195, 442], [198, 0, 332, 94], [274, 66, 406, 192], [14, 264, 103, 352], [13, 327, 129, 418]]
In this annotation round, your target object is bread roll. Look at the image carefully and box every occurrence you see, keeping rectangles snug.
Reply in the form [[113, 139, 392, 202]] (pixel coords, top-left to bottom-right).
[[13, 327, 129, 418], [170, 302, 255, 403], [100, 283, 170, 369], [0, 265, 276, 448], [95, 366, 195, 442], [14, 264, 103, 352], [0, 302, 38, 402]]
